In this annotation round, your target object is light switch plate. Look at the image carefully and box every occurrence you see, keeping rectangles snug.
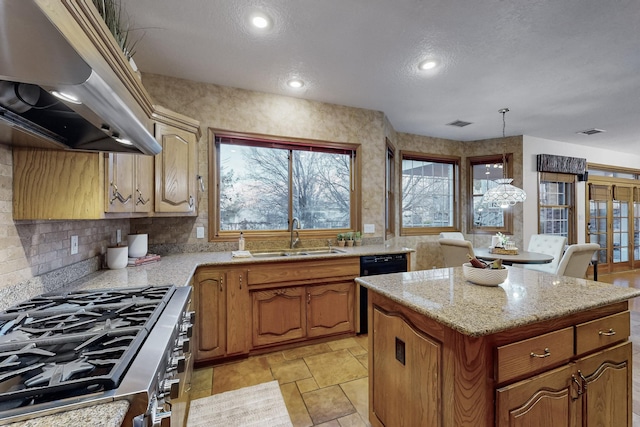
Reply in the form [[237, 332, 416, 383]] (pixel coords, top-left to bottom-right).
[[364, 224, 375, 233], [116, 229, 122, 243], [70, 235, 78, 255], [196, 227, 205, 239]]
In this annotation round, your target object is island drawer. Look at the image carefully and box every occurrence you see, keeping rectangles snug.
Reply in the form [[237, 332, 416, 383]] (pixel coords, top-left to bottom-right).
[[575, 311, 629, 355], [496, 326, 573, 384]]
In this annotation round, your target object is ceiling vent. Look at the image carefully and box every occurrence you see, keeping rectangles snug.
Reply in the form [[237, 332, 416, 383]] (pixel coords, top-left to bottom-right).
[[447, 120, 473, 128], [577, 128, 606, 136]]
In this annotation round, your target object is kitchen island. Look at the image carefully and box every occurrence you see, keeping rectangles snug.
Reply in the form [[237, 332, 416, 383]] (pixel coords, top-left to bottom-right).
[[356, 266, 640, 427]]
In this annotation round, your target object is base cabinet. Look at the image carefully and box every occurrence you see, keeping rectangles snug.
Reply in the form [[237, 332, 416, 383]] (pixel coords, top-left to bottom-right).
[[252, 287, 306, 347], [496, 341, 631, 427], [372, 307, 441, 427], [194, 268, 249, 363], [252, 281, 355, 347], [368, 291, 633, 427]]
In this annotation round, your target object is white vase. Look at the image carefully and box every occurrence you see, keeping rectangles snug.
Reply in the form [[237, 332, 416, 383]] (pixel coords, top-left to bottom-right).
[[127, 234, 148, 258], [107, 246, 128, 269]]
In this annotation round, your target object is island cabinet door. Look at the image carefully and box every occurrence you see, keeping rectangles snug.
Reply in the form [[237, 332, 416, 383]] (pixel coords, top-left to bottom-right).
[[575, 341, 631, 427], [306, 282, 355, 338], [371, 307, 441, 427], [496, 363, 578, 427], [252, 286, 306, 347]]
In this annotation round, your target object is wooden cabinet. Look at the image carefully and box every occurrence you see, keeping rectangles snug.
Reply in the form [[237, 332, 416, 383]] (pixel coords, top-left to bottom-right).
[[13, 149, 105, 220], [249, 258, 359, 349], [368, 289, 633, 427], [252, 286, 306, 347], [496, 341, 631, 427], [194, 267, 250, 363], [372, 307, 441, 427], [105, 153, 154, 213], [152, 106, 200, 214], [307, 281, 355, 338]]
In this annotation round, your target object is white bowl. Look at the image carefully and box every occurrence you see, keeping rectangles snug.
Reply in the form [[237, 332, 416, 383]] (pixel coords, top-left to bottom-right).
[[462, 263, 508, 286]]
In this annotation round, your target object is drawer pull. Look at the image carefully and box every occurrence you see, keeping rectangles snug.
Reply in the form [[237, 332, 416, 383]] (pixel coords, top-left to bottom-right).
[[530, 348, 551, 358], [599, 328, 616, 336]]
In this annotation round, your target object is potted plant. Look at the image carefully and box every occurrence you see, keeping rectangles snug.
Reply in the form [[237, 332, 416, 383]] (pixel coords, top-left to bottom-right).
[[337, 233, 346, 247], [354, 231, 362, 246], [345, 232, 354, 247]]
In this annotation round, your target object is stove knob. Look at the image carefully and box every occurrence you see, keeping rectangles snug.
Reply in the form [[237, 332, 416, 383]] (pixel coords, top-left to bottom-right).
[[166, 355, 186, 373], [180, 323, 193, 338], [161, 378, 180, 400], [174, 337, 190, 353], [183, 310, 195, 324]]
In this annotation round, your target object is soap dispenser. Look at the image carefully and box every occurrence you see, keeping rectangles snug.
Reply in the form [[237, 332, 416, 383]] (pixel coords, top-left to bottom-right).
[[238, 232, 245, 251]]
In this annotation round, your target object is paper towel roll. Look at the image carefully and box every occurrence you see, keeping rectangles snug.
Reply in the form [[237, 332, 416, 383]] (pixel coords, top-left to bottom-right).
[[127, 234, 148, 258], [107, 246, 128, 269]]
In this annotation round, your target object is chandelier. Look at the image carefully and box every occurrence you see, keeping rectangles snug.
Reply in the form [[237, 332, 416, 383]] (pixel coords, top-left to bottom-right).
[[481, 108, 526, 208]]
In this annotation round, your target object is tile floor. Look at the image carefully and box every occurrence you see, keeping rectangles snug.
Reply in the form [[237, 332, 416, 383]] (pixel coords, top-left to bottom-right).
[[190, 269, 640, 427]]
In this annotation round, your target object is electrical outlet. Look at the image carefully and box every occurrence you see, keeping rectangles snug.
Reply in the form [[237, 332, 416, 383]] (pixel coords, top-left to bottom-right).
[[364, 224, 375, 233], [116, 229, 122, 243], [196, 227, 205, 239], [71, 235, 79, 255]]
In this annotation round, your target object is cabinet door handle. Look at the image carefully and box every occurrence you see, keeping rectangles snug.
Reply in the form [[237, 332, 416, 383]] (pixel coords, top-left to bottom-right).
[[239, 275, 243, 289], [189, 195, 194, 209], [110, 182, 131, 205], [136, 189, 150, 205], [530, 348, 551, 358], [307, 293, 311, 304], [598, 328, 616, 336], [197, 175, 205, 192], [219, 277, 223, 292], [571, 374, 582, 400], [578, 370, 588, 392]]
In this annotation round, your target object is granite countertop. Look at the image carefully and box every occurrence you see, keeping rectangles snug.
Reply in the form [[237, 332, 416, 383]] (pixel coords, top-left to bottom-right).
[[4, 400, 129, 427], [356, 266, 640, 337], [66, 244, 413, 292]]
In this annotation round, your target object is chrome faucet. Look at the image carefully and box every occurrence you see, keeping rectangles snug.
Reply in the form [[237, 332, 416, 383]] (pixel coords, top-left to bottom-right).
[[290, 217, 301, 249]]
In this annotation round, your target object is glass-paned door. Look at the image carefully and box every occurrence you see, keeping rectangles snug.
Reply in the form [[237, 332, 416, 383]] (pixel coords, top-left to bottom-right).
[[612, 185, 632, 271], [588, 184, 609, 269]]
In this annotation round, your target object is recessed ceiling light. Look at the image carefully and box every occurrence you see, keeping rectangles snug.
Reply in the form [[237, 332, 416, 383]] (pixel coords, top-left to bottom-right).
[[418, 60, 437, 70], [250, 13, 271, 29], [287, 78, 304, 89]]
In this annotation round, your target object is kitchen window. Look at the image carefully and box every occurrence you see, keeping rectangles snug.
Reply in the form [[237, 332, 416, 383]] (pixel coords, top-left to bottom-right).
[[538, 172, 575, 243], [468, 154, 513, 235], [400, 152, 459, 235], [210, 131, 359, 240]]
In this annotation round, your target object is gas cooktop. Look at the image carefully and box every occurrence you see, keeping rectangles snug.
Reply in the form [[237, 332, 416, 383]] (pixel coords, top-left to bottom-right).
[[0, 285, 175, 414]]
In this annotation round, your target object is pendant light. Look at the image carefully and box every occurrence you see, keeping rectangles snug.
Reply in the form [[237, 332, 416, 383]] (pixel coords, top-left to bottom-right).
[[481, 108, 526, 208]]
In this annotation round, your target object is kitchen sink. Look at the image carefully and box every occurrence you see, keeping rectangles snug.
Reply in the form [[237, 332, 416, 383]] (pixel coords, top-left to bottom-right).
[[250, 247, 346, 258]]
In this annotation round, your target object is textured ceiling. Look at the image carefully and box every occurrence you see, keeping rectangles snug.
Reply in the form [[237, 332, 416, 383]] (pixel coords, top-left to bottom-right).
[[120, 0, 640, 154]]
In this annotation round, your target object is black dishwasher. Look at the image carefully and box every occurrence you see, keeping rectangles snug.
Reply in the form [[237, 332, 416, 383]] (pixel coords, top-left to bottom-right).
[[358, 253, 408, 334]]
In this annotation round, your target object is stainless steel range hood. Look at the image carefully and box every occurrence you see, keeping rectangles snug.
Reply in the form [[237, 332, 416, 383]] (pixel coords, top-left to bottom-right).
[[0, 0, 161, 155]]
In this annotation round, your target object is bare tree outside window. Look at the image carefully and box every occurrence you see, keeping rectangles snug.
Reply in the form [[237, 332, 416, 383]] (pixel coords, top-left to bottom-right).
[[218, 140, 352, 231], [401, 153, 459, 234]]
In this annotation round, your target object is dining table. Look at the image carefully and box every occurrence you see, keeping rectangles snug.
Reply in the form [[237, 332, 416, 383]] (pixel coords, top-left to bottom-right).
[[474, 247, 554, 265]]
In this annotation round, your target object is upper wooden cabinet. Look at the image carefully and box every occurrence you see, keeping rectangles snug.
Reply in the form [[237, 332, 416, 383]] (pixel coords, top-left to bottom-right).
[[152, 106, 201, 215], [105, 153, 154, 214]]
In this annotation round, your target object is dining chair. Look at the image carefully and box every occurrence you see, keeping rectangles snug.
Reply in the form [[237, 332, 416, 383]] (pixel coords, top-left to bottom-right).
[[523, 234, 567, 274], [439, 238, 475, 267], [439, 232, 465, 240], [555, 243, 600, 278]]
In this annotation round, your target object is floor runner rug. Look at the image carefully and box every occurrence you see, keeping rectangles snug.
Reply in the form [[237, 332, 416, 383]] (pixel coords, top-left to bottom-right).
[[187, 380, 293, 427]]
